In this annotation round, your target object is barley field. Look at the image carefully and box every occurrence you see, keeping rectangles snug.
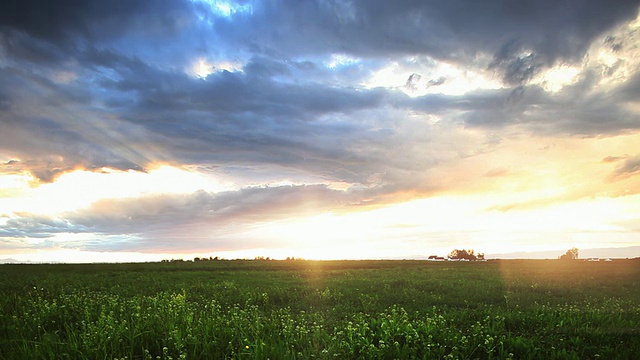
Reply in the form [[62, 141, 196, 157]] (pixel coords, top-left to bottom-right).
[[1, 259, 638, 359]]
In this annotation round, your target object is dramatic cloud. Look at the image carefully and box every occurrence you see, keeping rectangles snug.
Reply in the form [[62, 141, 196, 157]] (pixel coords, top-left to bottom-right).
[[2, 0, 640, 260]]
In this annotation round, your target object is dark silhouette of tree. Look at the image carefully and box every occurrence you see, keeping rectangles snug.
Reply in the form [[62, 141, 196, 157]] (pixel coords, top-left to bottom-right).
[[448, 249, 478, 260], [559, 247, 579, 260]]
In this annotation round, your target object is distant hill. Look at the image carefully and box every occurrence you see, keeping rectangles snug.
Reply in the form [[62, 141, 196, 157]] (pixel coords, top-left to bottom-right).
[[0, 258, 59, 264], [0, 258, 26, 264], [487, 246, 640, 260]]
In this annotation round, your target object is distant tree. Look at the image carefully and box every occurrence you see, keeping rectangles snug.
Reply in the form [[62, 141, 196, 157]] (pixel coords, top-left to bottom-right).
[[477, 252, 485, 260], [448, 249, 477, 260], [559, 247, 579, 260]]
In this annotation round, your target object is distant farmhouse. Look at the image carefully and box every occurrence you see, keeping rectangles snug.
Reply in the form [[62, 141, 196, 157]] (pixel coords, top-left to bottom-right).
[[427, 255, 446, 261]]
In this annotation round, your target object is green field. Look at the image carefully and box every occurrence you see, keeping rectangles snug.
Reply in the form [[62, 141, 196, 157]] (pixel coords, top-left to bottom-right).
[[1, 260, 639, 359]]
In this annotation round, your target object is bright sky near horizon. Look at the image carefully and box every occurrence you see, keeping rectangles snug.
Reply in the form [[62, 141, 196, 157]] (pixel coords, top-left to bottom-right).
[[2, 0, 640, 262]]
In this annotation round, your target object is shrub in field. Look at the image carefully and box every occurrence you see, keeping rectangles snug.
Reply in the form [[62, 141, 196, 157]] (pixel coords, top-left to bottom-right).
[[559, 247, 579, 260]]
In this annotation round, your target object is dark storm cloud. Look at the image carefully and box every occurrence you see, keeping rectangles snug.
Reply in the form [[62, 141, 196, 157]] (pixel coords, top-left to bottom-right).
[[6, 0, 636, 61], [0, 37, 392, 184], [489, 40, 543, 86], [4, 0, 637, 80], [0, 0, 210, 81], [515, 69, 640, 135], [0, 62, 150, 181], [403, 67, 640, 135], [117, 55, 386, 121], [88, 52, 391, 185], [215, 0, 639, 79], [2, 0, 637, 144], [0, 0, 194, 45]]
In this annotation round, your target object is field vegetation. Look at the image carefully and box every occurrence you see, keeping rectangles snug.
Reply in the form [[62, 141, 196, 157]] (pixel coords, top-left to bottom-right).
[[1, 259, 639, 359]]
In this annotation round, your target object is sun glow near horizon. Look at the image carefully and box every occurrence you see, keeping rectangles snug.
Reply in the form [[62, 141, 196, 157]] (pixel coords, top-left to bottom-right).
[[4, 136, 640, 262], [225, 191, 640, 261], [0, 165, 230, 216]]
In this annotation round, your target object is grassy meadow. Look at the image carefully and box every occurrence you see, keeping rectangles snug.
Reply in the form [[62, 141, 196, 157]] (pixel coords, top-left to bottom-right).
[[0, 259, 639, 359]]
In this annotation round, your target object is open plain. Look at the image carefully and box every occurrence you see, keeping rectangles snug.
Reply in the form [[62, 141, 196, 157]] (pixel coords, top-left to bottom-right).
[[1, 259, 639, 359]]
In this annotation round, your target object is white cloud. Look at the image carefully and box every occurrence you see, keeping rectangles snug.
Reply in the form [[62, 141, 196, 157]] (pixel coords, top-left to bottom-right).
[[533, 65, 581, 93], [364, 57, 501, 96], [189, 57, 244, 78], [191, 0, 253, 18], [326, 53, 360, 69], [581, 12, 640, 89]]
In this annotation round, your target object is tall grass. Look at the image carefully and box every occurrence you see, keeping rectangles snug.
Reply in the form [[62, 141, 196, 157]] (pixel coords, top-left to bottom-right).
[[1, 260, 638, 359]]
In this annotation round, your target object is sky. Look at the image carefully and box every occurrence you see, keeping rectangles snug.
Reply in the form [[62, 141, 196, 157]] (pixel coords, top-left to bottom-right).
[[2, 0, 640, 262]]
